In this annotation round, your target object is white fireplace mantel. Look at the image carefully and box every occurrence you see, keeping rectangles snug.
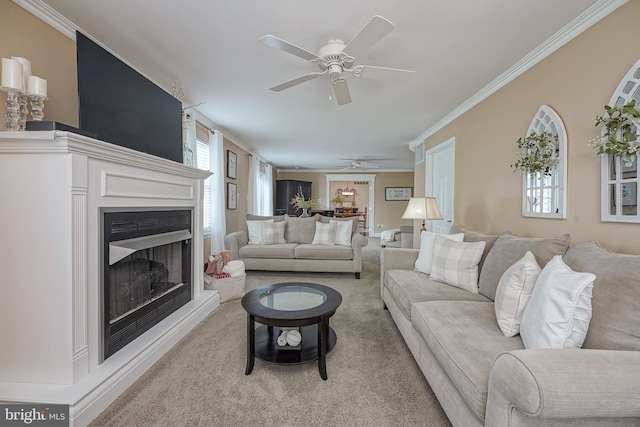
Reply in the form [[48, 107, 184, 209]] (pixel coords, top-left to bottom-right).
[[0, 131, 219, 426]]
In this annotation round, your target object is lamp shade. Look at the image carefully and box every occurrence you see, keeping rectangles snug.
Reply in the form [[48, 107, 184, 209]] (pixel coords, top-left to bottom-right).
[[402, 197, 443, 231]]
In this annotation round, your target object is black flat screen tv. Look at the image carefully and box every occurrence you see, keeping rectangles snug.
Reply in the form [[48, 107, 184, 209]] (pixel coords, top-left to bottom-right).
[[76, 31, 183, 163]]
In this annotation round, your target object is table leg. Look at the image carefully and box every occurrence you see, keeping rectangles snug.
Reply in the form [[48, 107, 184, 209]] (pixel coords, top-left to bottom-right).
[[318, 317, 329, 380], [245, 313, 255, 375]]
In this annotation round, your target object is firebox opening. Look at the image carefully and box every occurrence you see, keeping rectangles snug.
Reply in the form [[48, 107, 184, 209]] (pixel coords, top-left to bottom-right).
[[102, 210, 193, 361]]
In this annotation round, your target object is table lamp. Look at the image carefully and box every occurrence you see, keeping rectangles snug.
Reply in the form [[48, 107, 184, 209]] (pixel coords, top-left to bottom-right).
[[401, 197, 443, 231]]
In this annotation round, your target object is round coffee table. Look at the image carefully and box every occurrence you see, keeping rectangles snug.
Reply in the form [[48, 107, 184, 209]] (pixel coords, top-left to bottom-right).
[[241, 282, 342, 380]]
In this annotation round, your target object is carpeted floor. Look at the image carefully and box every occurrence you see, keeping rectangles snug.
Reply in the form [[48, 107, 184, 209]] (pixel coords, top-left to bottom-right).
[[90, 237, 451, 427]]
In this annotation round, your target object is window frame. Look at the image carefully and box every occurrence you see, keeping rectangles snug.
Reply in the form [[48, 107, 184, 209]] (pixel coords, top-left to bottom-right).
[[521, 105, 567, 219]]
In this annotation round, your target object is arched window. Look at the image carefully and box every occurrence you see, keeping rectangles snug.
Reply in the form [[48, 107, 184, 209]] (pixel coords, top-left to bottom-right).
[[599, 59, 640, 222], [522, 105, 567, 218]]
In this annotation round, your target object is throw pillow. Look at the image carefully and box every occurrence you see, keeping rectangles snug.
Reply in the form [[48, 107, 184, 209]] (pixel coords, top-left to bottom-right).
[[261, 221, 286, 245], [311, 222, 337, 245], [429, 235, 486, 293], [247, 219, 273, 245], [478, 232, 571, 300], [449, 223, 504, 273], [330, 220, 352, 246], [494, 251, 541, 337], [519, 255, 596, 349], [414, 231, 464, 274]]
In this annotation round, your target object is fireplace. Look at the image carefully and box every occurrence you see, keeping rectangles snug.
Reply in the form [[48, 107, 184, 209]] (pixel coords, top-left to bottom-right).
[[103, 209, 193, 360]]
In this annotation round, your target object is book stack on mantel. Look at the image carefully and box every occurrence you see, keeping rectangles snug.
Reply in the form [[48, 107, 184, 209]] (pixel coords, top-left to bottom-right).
[[25, 121, 97, 139]]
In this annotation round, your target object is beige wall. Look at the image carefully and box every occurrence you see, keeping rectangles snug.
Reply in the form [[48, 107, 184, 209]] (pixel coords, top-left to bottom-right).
[[277, 171, 414, 232], [0, 2, 78, 126], [419, 1, 640, 255], [223, 138, 250, 233]]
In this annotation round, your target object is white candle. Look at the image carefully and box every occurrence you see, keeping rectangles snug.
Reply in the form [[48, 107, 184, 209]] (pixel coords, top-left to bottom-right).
[[11, 57, 31, 90], [1, 58, 24, 91], [27, 75, 47, 97]]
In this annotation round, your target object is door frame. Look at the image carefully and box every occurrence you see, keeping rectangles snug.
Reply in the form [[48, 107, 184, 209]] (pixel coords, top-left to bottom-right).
[[426, 137, 455, 233], [325, 173, 376, 235]]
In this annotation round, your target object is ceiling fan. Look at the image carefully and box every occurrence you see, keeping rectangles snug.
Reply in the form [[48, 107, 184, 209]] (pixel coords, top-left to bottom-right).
[[340, 160, 380, 171], [259, 15, 415, 105]]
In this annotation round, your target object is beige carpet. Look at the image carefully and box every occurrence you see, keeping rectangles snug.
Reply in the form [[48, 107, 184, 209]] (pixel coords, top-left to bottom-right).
[[90, 237, 451, 427]]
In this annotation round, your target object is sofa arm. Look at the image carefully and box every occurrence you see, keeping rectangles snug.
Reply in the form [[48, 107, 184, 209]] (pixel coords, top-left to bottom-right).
[[350, 233, 368, 278], [380, 248, 419, 296], [224, 231, 248, 259], [486, 349, 640, 426]]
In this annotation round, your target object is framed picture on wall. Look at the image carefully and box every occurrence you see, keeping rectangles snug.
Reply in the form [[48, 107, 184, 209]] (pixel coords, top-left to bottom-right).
[[227, 150, 237, 179], [385, 187, 413, 201], [227, 182, 237, 210]]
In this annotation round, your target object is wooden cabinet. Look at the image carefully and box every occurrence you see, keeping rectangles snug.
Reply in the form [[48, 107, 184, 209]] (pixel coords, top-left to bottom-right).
[[275, 180, 311, 216]]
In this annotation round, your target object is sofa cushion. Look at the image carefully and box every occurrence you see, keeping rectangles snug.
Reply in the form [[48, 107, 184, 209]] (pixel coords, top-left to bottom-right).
[[411, 301, 524, 422], [429, 236, 485, 293], [520, 255, 595, 349], [494, 251, 541, 337], [246, 214, 285, 222], [284, 215, 318, 244], [449, 223, 502, 275], [383, 269, 490, 320], [414, 231, 464, 274], [478, 232, 571, 300], [294, 244, 353, 260], [239, 243, 297, 259], [311, 222, 336, 245], [564, 241, 640, 351]]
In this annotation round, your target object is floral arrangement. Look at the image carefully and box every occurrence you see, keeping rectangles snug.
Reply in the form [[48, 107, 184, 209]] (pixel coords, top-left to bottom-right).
[[589, 99, 640, 167], [330, 195, 345, 204], [290, 192, 318, 211], [511, 131, 559, 176]]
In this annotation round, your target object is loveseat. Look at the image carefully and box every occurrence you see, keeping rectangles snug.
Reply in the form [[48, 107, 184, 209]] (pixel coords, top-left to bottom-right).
[[380, 223, 640, 426], [225, 214, 368, 278]]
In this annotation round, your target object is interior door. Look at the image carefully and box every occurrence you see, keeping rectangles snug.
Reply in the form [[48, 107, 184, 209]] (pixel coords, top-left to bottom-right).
[[427, 138, 455, 234]]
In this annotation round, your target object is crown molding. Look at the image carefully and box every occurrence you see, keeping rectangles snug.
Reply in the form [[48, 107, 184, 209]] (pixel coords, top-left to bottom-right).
[[411, 0, 629, 145], [13, 0, 77, 40]]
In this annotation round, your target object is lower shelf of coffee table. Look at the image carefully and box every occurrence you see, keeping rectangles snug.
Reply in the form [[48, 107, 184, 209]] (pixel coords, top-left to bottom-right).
[[254, 325, 337, 364]]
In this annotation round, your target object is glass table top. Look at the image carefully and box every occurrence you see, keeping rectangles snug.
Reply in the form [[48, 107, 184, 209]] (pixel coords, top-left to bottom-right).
[[259, 285, 327, 311]]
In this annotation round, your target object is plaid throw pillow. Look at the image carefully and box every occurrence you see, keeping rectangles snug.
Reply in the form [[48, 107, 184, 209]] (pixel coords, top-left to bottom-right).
[[261, 221, 286, 244], [430, 235, 486, 293], [311, 222, 337, 245]]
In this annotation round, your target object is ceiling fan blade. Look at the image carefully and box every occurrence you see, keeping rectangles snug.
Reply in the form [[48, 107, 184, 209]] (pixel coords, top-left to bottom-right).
[[332, 78, 352, 105], [353, 65, 416, 80], [259, 35, 320, 62], [270, 72, 324, 92], [343, 16, 394, 59]]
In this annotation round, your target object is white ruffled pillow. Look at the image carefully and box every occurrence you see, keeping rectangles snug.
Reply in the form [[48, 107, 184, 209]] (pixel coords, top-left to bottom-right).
[[414, 231, 464, 274], [247, 219, 273, 244], [494, 251, 541, 337], [520, 255, 595, 349]]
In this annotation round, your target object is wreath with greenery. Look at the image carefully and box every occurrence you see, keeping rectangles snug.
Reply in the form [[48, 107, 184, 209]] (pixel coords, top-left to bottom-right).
[[589, 99, 640, 167], [511, 131, 559, 176]]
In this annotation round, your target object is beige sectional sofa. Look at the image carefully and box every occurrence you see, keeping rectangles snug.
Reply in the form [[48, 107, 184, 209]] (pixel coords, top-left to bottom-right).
[[381, 223, 640, 426], [225, 214, 368, 278]]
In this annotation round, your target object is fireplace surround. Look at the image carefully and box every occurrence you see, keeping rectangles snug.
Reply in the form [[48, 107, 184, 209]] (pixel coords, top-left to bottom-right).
[[0, 131, 218, 426]]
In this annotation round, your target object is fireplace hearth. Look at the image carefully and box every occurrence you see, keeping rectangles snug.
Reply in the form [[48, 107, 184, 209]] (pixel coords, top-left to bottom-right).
[[103, 210, 193, 360]]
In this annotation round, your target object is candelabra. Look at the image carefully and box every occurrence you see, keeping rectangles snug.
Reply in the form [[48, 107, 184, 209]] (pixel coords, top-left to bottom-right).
[[30, 95, 47, 121], [2, 88, 22, 130]]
